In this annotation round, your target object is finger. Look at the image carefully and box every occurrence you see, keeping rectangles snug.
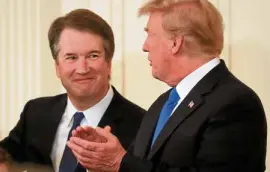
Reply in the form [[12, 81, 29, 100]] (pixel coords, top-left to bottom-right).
[[82, 126, 95, 133], [70, 137, 106, 152], [72, 150, 100, 170], [71, 129, 78, 137], [76, 126, 86, 133], [67, 140, 97, 160], [95, 127, 115, 142], [81, 127, 100, 139], [72, 149, 92, 163], [104, 125, 111, 133], [68, 137, 93, 150], [83, 127, 107, 142], [72, 126, 84, 138], [71, 148, 104, 170], [76, 126, 89, 138], [77, 129, 97, 142], [73, 150, 101, 164], [68, 140, 107, 171], [67, 140, 85, 154]]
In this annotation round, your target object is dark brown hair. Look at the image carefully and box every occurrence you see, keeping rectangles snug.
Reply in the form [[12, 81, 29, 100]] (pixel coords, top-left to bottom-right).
[[48, 9, 115, 61]]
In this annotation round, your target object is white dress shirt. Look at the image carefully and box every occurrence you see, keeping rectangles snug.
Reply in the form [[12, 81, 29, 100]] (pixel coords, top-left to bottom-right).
[[50, 86, 114, 172], [172, 57, 220, 115]]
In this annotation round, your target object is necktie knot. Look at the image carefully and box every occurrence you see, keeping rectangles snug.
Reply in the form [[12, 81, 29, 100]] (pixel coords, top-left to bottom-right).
[[168, 88, 180, 104], [72, 112, 84, 128]]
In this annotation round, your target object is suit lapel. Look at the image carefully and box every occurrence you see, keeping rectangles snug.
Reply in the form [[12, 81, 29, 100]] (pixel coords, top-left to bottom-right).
[[147, 91, 203, 159], [133, 94, 166, 158], [147, 60, 229, 159], [97, 87, 123, 132], [33, 94, 67, 158]]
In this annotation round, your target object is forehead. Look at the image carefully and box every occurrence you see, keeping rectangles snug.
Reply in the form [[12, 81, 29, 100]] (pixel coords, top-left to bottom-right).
[[59, 28, 104, 52], [145, 12, 164, 33]]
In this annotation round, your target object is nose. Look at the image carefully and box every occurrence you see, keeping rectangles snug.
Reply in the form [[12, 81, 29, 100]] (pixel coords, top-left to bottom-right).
[[142, 39, 149, 53], [76, 58, 89, 74]]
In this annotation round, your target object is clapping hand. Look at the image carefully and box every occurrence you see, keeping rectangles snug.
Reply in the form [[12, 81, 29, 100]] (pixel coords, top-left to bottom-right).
[[68, 126, 126, 172]]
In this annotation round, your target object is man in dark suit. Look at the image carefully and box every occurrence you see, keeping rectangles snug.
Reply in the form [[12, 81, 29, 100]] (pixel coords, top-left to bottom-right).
[[67, 1, 267, 172], [0, 9, 145, 172]]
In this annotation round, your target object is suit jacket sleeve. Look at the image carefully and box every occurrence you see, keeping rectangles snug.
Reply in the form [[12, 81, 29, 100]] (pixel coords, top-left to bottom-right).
[[119, 90, 266, 172], [0, 100, 32, 162]]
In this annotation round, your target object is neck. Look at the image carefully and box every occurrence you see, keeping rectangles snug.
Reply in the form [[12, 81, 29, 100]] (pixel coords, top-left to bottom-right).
[[166, 56, 215, 87]]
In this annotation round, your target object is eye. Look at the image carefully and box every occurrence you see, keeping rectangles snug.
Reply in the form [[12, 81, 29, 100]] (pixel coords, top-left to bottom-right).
[[65, 55, 77, 60], [88, 54, 99, 59]]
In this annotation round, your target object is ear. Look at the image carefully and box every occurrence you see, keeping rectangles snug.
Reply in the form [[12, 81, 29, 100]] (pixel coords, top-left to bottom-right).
[[171, 36, 183, 55], [55, 60, 60, 78]]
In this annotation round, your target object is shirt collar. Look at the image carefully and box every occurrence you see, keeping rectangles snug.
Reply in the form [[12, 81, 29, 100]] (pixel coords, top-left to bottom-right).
[[176, 57, 220, 101], [65, 85, 114, 126]]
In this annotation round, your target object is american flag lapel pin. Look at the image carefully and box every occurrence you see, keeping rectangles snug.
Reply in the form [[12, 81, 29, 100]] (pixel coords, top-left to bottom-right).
[[188, 101, 194, 108]]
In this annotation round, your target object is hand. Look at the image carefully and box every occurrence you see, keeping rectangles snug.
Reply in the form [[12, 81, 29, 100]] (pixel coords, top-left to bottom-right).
[[67, 126, 126, 172], [72, 125, 111, 143]]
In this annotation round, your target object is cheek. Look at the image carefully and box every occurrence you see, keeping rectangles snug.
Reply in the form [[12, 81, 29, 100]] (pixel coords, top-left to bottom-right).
[[59, 67, 70, 75], [93, 62, 111, 77], [58, 66, 75, 79], [102, 66, 111, 78]]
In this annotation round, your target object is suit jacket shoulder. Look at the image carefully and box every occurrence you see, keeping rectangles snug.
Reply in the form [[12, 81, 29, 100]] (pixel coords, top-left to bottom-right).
[[100, 87, 145, 149], [0, 94, 67, 165]]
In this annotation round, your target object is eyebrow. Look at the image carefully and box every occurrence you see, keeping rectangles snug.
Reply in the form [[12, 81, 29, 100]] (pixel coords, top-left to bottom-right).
[[64, 50, 102, 56], [88, 50, 102, 54]]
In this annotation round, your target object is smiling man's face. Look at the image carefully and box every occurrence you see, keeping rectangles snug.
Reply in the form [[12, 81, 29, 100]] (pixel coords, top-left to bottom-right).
[[55, 28, 111, 101]]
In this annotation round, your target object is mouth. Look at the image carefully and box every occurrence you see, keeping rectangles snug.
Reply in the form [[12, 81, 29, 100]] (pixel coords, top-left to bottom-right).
[[73, 78, 94, 84]]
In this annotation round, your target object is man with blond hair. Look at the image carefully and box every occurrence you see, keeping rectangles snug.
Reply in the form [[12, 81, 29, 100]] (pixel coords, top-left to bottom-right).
[[67, 0, 267, 171]]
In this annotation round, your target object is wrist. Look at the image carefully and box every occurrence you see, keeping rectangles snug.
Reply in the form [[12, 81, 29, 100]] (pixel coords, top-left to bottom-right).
[[115, 149, 126, 172]]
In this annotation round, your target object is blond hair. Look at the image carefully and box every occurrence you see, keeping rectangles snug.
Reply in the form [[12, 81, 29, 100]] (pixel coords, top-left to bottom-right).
[[139, 0, 224, 57]]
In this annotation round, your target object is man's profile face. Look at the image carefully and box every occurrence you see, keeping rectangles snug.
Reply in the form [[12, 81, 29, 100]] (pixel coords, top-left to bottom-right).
[[55, 28, 111, 101], [142, 12, 174, 83]]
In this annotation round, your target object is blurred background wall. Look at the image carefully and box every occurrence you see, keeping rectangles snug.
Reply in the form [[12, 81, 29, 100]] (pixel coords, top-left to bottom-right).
[[0, 0, 269, 170]]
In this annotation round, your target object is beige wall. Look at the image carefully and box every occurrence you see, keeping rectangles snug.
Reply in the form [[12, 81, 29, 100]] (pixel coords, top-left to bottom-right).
[[0, 0, 269, 170]]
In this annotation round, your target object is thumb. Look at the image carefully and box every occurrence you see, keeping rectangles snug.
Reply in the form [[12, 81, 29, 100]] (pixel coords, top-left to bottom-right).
[[104, 125, 111, 133]]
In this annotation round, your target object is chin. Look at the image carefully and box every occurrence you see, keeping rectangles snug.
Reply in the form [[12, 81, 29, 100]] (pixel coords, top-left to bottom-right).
[[152, 73, 160, 80], [78, 90, 94, 97], [152, 70, 158, 78], [152, 73, 169, 85], [152, 71, 162, 80], [152, 75, 159, 80], [68, 89, 93, 98]]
